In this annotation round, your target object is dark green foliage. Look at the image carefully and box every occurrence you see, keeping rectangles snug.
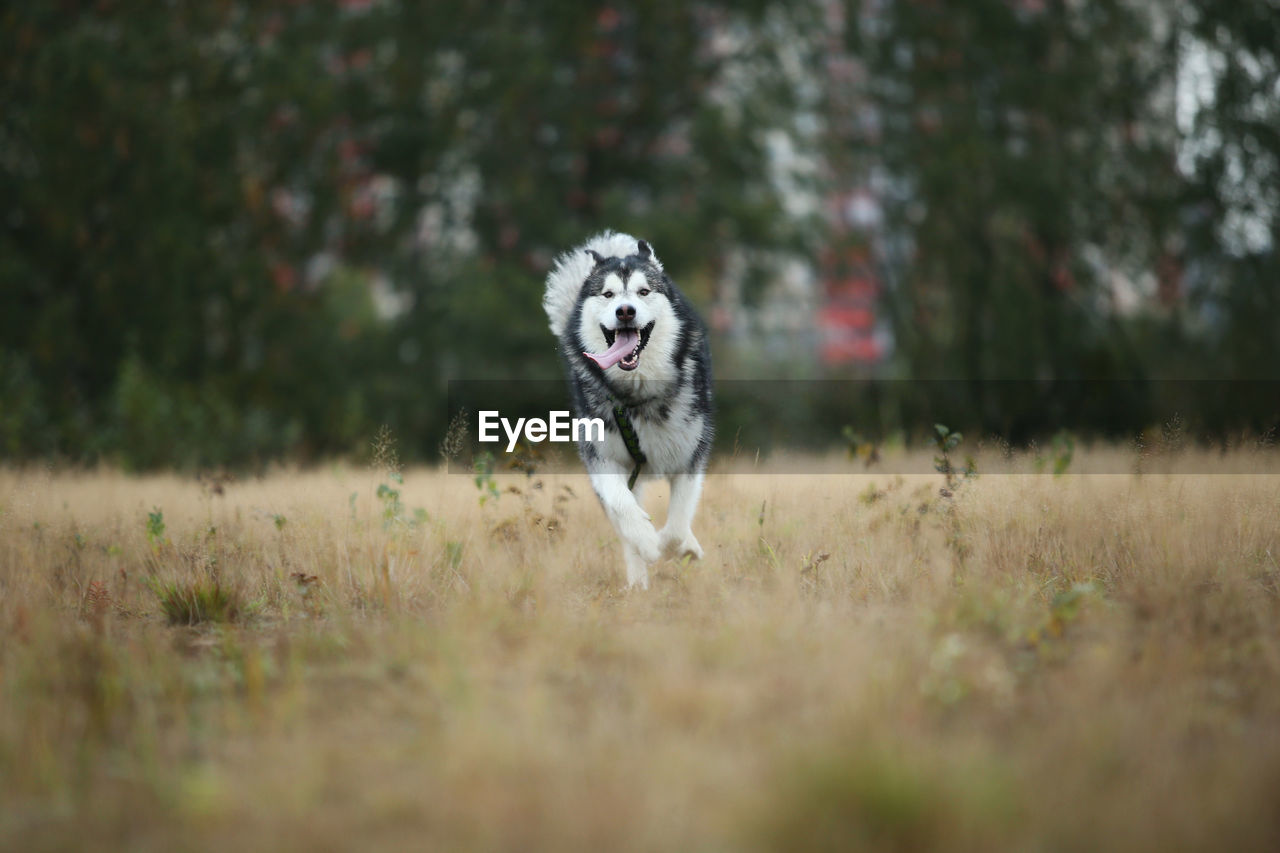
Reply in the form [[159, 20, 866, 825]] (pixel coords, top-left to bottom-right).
[[845, 0, 1280, 430], [1, 2, 804, 468], [1, 2, 1277, 468], [850, 2, 1170, 385], [1176, 2, 1280, 379]]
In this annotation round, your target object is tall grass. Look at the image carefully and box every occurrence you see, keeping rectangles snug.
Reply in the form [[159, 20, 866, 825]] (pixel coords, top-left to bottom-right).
[[1, 448, 1278, 851]]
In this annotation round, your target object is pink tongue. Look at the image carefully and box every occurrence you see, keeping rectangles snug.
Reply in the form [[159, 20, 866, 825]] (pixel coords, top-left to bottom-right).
[[584, 329, 639, 370]]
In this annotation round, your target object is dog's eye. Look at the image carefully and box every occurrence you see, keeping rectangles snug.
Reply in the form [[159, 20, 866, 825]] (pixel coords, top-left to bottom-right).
[[602, 290, 614, 299], [637, 288, 650, 296]]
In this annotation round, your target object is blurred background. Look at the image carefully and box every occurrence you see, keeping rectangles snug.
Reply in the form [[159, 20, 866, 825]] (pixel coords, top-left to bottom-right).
[[2, 1, 1277, 469]]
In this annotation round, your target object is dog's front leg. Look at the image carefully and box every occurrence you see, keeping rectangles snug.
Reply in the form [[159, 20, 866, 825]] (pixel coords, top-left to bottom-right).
[[659, 471, 705, 560], [589, 467, 660, 589]]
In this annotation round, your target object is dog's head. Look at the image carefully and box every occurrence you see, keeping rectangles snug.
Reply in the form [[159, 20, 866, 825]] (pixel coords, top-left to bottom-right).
[[576, 240, 676, 376]]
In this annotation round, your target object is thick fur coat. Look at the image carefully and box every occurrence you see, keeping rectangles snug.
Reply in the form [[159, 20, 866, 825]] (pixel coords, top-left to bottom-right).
[[543, 231, 713, 588]]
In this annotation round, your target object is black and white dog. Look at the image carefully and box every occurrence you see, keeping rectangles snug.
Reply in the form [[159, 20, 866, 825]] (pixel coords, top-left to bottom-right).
[[543, 231, 713, 589]]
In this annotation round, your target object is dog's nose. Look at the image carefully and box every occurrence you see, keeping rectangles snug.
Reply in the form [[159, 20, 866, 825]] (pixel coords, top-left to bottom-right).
[[616, 304, 636, 323]]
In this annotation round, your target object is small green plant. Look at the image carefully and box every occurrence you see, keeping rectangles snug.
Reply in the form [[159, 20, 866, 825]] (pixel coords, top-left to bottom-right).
[[373, 472, 425, 529], [445, 540, 464, 569], [930, 424, 976, 495], [145, 507, 168, 549], [146, 577, 243, 625], [368, 426, 428, 527], [929, 425, 977, 579], [842, 426, 881, 468], [1026, 582, 1098, 649], [474, 451, 499, 505], [377, 476, 403, 521], [1034, 430, 1076, 476], [759, 537, 782, 572], [371, 472, 428, 529]]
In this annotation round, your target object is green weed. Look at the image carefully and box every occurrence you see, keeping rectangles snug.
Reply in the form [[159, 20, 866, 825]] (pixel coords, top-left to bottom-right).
[[147, 578, 245, 625], [473, 451, 499, 505], [146, 507, 168, 548]]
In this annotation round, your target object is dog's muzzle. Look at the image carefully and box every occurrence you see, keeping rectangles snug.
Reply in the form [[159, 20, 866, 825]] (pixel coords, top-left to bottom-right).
[[585, 321, 655, 371]]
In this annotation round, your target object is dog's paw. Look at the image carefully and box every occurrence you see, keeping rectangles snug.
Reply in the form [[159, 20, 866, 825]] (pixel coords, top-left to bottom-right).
[[659, 529, 704, 561], [622, 543, 653, 590], [637, 531, 662, 564], [622, 518, 662, 563]]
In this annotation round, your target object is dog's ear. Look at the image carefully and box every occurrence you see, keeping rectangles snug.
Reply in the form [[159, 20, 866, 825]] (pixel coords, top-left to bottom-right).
[[585, 249, 604, 267], [636, 240, 652, 261]]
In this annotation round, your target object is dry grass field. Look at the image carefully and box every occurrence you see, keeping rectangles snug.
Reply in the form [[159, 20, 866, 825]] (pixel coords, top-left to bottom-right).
[[2, 447, 1280, 851]]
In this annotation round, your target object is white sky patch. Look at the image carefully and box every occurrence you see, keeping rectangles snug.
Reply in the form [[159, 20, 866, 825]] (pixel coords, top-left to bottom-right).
[[1175, 32, 1276, 255], [1175, 34, 1220, 175]]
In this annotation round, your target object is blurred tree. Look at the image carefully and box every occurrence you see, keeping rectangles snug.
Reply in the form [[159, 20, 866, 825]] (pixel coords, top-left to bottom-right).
[[846, 0, 1184, 430], [2, 1, 1273, 466], [1177, 0, 1280, 380], [0, 1, 815, 467]]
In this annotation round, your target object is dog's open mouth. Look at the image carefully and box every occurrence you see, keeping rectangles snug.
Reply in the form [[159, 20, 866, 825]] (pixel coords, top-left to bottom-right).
[[585, 322, 654, 371]]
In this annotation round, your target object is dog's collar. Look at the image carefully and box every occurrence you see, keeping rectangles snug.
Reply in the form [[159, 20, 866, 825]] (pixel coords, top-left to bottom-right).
[[610, 399, 647, 490]]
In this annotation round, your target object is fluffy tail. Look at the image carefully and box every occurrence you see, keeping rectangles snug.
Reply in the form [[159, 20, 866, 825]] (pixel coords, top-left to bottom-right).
[[543, 230, 663, 337]]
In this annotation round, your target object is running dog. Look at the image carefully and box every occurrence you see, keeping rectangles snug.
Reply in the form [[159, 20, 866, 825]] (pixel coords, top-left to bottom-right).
[[543, 231, 713, 589]]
